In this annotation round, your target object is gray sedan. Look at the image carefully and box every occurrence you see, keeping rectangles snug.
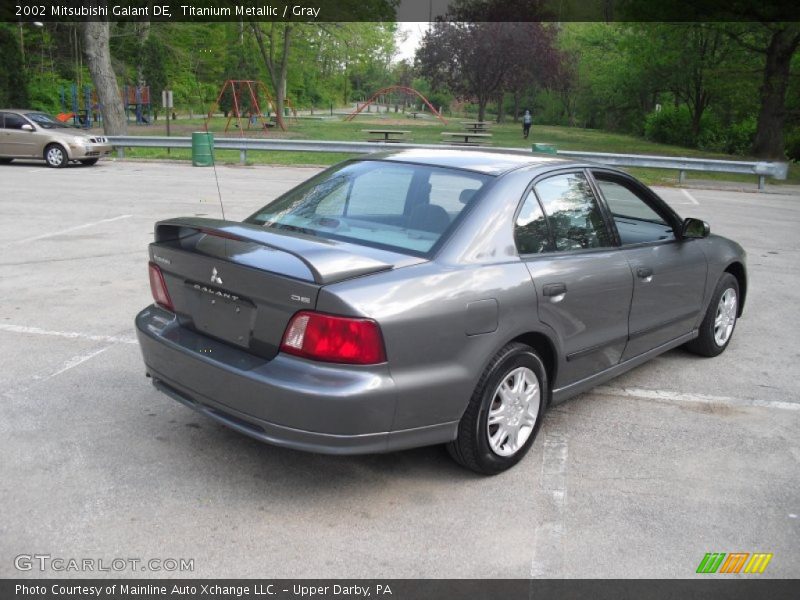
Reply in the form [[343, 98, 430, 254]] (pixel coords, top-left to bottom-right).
[[136, 150, 746, 474]]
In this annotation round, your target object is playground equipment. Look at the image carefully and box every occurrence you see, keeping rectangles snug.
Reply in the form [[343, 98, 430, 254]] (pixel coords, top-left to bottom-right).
[[58, 84, 100, 128], [206, 80, 297, 135], [123, 85, 152, 125], [344, 86, 448, 124]]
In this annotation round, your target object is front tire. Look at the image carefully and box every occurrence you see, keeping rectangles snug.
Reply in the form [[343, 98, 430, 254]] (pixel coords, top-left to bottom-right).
[[447, 343, 547, 475], [685, 273, 740, 357], [45, 144, 68, 168]]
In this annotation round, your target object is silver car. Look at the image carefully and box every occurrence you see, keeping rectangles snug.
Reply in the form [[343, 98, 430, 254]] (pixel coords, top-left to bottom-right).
[[136, 150, 746, 474], [0, 110, 112, 167]]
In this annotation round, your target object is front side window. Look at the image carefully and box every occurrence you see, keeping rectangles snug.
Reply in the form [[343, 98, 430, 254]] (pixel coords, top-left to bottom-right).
[[593, 174, 675, 245], [247, 160, 491, 256], [526, 172, 612, 252]]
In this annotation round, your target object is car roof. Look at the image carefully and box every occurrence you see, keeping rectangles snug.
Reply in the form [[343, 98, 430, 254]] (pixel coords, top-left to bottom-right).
[[370, 148, 577, 176]]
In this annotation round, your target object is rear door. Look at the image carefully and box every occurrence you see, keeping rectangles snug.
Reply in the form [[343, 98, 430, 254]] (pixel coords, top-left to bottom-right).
[[0, 113, 12, 155], [517, 170, 633, 386], [0, 113, 38, 157], [589, 170, 707, 359]]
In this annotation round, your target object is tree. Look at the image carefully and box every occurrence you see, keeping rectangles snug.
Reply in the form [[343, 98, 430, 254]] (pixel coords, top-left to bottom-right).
[[142, 35, 168, 120], [500, 22, 561, 122], [81, 15, 127, 135], [726, 23, 800, 158], [0, 24, 29, 107], [417, 22, 514, 121], [632, 23, 739, 139], [250, 22, 292, 130]]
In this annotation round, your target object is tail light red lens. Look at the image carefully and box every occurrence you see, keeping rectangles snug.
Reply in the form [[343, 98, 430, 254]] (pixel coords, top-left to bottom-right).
[[281, 311, 386, 365], [148, 262, 174, 311]]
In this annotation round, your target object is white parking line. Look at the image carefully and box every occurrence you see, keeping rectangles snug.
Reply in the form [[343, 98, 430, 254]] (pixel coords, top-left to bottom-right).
[[594, 386, 799, 411], [530, 430, 569, 578], [680, 189, 699, 205], [3, 345, 114, 398], [49, 346, 112, 377], [1, 214, 132, 247], [0, 323, 137, 345]]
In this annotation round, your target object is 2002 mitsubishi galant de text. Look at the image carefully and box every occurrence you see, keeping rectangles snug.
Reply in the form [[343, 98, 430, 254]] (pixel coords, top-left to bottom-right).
[[136, 150, 746, 474]]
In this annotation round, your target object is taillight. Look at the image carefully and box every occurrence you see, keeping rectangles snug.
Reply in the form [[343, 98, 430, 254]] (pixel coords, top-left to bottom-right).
[[280, 311, 386, 365], [148, 262, 174, 311]]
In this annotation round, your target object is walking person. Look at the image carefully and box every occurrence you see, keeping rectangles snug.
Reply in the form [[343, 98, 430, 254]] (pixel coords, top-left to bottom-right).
[[522, 109, 532, 139]]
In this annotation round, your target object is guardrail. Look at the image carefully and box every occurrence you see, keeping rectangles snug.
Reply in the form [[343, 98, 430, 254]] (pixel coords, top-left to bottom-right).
[[107, 136, 789, 190]]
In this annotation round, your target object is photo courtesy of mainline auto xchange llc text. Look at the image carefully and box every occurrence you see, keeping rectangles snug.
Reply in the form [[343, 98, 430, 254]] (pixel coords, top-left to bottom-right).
[[14, 583, 392, 597], [0, 0, 799, 599]]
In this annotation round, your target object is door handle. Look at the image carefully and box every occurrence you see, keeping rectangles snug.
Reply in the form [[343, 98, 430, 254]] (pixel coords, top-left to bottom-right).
[[542, 283, 567, 297], [637, 267, 654, 282]]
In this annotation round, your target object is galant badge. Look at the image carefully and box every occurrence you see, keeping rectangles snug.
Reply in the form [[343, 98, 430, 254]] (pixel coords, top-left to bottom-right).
[[210, 267, 223, 285]]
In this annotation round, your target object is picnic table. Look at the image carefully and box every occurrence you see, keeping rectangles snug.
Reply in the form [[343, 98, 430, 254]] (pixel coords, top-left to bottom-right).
[[441, 131, 493, 146], [363, 129, 411, 143], [409, 111, 420, 119], [460, 121, 493, 133]]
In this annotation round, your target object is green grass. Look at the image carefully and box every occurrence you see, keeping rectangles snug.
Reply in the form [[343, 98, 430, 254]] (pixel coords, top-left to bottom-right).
[[117, 114, 799, 186]]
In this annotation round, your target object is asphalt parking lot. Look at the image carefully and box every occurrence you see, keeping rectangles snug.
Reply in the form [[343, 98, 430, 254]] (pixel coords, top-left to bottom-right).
[[1, 159, 798, 579]]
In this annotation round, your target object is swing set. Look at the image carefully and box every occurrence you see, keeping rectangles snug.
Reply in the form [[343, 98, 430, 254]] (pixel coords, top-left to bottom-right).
[[205, 80, 297, 135]]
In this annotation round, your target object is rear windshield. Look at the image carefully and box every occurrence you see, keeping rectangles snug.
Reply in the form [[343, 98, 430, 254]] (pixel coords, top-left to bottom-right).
[[247, 160, 491, 256]]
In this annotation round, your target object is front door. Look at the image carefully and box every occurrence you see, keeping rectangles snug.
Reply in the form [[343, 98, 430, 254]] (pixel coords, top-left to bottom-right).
[[589, 170, 707, 359]]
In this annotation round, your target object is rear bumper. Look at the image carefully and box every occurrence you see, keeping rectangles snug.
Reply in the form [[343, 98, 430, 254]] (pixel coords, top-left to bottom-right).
[[135, 306, 457, 454]]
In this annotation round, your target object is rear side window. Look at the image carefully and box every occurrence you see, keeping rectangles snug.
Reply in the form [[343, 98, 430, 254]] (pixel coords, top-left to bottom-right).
[[515, 190, 551, 254], [3, 114, 28, 130], [247, 160, 491, 256], [518, 172, 611, 253]]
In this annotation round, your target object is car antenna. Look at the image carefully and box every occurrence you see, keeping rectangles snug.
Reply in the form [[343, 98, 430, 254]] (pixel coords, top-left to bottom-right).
[[204, 121, 226, 220]]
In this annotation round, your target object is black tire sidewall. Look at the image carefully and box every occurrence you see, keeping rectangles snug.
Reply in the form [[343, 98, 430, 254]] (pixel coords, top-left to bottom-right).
[[472, 347, 547, 473]]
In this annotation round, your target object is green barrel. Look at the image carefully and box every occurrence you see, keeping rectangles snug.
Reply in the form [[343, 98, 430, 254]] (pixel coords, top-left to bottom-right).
[[192, 131, 214, 167], [532, 143, 557, 155]]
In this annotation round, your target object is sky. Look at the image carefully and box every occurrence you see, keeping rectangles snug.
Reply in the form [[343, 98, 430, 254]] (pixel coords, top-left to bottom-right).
[[395, 22, 431, 63]]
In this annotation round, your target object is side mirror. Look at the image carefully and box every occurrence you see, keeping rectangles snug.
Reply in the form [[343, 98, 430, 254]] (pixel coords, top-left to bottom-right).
[[21, 124, 34, 132], [681, 217, 710, 239]]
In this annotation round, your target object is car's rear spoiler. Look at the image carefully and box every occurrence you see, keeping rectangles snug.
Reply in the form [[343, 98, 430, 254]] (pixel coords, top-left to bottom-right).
[[154, 217, 393, 285]]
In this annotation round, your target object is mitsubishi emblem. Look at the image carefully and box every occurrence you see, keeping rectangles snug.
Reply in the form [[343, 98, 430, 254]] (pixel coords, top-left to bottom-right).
[[210, 267, 223, 285]]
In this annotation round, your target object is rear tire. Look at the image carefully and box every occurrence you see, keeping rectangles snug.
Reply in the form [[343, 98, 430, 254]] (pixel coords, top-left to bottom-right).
[[80, 158, 99, 166], [685, 273, 739, 357], [44, 144, 68, 168], [447, 343, 547, 475]]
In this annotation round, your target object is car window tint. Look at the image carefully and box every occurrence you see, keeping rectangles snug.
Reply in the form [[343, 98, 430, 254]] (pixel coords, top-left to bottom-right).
[[346, 166, 413, 216], [515, 190, 551, 254], [3, 114, 27, 130], [429, 172, 482, 213], [594, 176, 675, 245], [247, 160, 492, 256], [534, 172, 611, 251]]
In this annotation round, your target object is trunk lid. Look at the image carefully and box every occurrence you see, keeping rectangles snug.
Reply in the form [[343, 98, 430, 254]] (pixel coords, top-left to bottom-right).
[[149, 217, 419, 359]]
